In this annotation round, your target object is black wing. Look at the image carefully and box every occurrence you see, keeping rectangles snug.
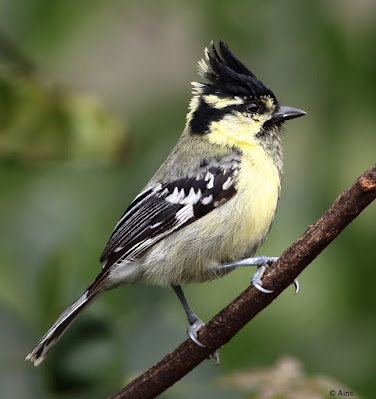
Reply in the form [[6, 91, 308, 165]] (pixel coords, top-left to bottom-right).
[[100, 162, 240, 267]]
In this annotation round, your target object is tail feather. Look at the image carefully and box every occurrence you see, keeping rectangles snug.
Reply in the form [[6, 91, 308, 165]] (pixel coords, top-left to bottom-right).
[[26, 290, 97, 366]]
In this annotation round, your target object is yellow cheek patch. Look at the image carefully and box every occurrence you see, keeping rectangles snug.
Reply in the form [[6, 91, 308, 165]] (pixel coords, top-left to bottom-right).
[[207, 112, 263, 149]]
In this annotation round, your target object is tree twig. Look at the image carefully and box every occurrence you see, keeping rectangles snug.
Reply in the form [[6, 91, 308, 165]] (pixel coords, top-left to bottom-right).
[[108, 164, 376, 399]]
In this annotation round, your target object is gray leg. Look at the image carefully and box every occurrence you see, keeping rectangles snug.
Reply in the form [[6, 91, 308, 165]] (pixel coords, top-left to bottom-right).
[[215, 256, 299, 295], [172, 285, 220, 365], [172, 284, 205, 346]]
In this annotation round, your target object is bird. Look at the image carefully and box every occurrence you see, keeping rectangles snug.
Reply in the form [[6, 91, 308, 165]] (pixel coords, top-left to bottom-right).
[[26, 40, 306, 366]]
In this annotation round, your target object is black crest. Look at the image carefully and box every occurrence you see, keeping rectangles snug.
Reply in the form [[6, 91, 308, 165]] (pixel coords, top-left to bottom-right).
[[197, 40, 276, 100]]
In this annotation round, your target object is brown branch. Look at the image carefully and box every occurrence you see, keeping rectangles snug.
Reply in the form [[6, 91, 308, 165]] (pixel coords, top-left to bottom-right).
[[108, 164, 376, 399]]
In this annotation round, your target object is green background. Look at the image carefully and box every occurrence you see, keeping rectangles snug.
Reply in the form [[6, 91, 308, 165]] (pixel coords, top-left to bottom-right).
[[1, 1, 375, 398]]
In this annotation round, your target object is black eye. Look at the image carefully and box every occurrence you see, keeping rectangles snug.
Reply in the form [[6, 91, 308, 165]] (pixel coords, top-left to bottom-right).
[[246, 101, 259, 113]]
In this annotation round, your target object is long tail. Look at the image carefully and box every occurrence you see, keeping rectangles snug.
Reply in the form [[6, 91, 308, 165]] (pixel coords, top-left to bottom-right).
[[26, 290, 98, 366]]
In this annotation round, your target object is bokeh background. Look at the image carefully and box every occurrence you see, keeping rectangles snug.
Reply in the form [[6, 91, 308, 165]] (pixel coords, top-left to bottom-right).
[[1, 1, 375, 398]]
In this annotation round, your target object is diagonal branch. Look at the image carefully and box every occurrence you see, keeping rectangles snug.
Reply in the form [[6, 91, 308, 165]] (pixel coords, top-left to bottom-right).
[[108, 164, 376, 399]]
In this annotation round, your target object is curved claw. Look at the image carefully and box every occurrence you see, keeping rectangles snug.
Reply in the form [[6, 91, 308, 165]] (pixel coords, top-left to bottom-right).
[[294, 278, 300, 295], [252, 279, 274, 294], [250, 263, 274, 294], [213, 350, 220, 365], [187, 320, 206, 348], [187, 320, 221, 364]]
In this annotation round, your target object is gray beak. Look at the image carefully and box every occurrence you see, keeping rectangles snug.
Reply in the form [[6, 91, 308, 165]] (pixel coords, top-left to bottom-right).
[[272, 105, 307, 122]]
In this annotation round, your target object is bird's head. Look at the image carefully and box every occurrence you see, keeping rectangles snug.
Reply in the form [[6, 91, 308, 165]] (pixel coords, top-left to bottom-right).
[[187, 41, 306, 150]]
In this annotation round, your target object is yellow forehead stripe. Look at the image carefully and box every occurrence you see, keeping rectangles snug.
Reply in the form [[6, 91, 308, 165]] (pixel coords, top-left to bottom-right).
[[260, 95, 275, 109], [203, 94, 244, 109]]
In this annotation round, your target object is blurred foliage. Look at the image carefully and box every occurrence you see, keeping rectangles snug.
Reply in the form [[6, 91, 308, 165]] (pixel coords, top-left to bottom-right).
[[0, 35, 129, 162], [0, 1, 375, 399], [0, 72, 128, 162], [222, 357, 359, 399]]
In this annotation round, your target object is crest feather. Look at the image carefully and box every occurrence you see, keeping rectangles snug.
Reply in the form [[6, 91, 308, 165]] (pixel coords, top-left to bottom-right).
[[194, 40, 276, 101]]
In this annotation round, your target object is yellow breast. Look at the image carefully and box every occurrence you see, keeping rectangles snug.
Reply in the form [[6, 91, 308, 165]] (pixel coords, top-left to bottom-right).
[[142, 129, 281, 286], [206, 113, 282, 255], [234, 147, 281, 254]]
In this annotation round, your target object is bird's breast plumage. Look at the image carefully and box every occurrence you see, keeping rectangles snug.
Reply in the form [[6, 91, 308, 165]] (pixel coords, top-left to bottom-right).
[[140, 147, 281, 286]]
